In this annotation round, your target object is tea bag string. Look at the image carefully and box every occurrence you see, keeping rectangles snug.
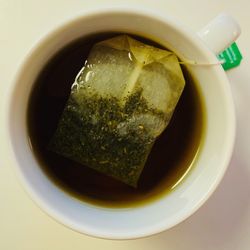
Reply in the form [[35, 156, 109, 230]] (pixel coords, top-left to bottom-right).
[[179, 58, 225, 66]]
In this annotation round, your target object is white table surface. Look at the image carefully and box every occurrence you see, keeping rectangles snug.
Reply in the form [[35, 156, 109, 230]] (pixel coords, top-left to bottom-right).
[[0, 1, 249, 249]]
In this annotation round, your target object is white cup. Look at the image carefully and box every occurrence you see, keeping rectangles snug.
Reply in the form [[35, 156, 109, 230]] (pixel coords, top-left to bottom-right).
[[3, 8, 240, 239]]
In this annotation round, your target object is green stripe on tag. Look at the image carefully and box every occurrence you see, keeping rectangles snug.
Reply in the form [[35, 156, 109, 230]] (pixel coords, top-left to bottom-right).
[[217, 42, 242, 70]]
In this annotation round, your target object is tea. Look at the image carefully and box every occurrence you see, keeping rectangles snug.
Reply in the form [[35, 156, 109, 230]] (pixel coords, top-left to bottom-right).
[[27, 33, 205, 208]]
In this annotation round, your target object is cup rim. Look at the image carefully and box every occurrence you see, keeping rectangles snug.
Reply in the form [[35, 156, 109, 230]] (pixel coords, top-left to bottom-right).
[[4, 7, 236, 239]]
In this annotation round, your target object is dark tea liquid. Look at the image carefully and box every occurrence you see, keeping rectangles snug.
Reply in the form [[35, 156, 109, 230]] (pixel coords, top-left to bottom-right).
[[27, 33, 205, 208]]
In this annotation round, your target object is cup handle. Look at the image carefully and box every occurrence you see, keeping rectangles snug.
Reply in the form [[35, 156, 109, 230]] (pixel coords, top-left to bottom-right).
[[197, 13, 241, 54]]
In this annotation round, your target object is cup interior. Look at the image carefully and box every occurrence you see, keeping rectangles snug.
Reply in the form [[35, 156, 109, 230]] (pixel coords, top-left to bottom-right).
[[6, 9, 235, 239]]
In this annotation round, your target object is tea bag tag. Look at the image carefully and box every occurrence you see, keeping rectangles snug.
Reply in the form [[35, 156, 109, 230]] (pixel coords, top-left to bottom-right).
[[217, 42, 243, 70]]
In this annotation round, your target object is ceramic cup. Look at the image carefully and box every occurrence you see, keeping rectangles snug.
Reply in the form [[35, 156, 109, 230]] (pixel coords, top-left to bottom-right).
[[4, 8, 240, 239]]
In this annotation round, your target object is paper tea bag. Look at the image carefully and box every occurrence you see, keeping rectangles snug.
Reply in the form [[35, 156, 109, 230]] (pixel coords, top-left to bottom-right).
[[49, 35, 185, 187]]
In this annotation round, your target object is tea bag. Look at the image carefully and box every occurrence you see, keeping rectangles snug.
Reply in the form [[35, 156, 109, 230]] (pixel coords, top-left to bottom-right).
[[50, 35, 185, 187]]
